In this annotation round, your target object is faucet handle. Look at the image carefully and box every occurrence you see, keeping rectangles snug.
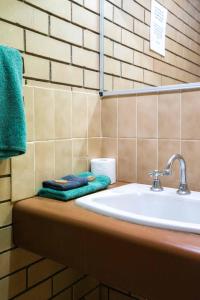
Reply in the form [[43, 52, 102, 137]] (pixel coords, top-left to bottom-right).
[[148, 170, 164, 192], [148, 170, 164, 179]]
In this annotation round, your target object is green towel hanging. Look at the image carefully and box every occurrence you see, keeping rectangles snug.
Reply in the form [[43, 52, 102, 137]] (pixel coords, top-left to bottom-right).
[[0, 45, 26, 159]]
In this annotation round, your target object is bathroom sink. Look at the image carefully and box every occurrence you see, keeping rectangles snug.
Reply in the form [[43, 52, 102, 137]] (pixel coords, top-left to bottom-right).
[[75, 183, 200, 234]]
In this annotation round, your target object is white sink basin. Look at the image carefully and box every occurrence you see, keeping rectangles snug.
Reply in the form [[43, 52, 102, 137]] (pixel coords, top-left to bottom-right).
[[75, 183, 200, 234]]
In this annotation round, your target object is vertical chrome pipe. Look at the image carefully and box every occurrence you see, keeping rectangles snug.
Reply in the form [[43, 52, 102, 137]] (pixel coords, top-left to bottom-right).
[[99, 0, 104, 96]]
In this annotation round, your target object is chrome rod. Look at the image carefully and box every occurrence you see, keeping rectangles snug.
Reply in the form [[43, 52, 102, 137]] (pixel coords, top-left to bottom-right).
[[99, 0, 104, 96], [101, 82, 200, 98]]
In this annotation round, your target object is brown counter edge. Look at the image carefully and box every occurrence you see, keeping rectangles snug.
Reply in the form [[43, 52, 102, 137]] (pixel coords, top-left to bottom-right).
[[13, 182, 200, 300]]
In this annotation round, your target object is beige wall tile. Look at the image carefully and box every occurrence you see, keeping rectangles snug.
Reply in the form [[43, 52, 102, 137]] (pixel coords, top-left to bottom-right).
[[0, 202, 12, 227], [102, 138, 118, 158], [85, 287, 100, 300], [118, 139, 136, 182], [161, 76, 182, 86], [0, 160, 10, 176], [144, 70, 161, 86], [53, 268, 83, 295], [137, 0, 151, 9], [105, 20, 121, 42], [72, 138, 88, 173], [122, 29, 143, 52], [35, 141, 55, 191], [14, 280, 51, 300], [114, 43, 134, 64], [52, 288, 71, 300], [72, 93, 88, 138], [104, 75, 113, 91], [181, 140, 200, 191], [25, 0, 71, 20], [144, 41, 162, 60], [88, 94, 101, 137], [73, 0, 83, 4], [102, 38, 112, 58], [84, 30, 99, 52], [134, 82, 151, 89], [11, 143, 35, 201], [34, 88, 55, 141], [109, 289, 132, 300], [114, 7, 133, 31], [0, 20, 24, 51], [0, 248, 40, 278], [55, 140, 72, 178], [104, 1, 113, 20], [122, 63, 143, 82], [73, 276, 99, 300], [84, 0, 99, 13], [109, 0, 121, 7], [113, 77, 133, 90], [52, 62, 83, 86], [123, 0, 144, 21], [0, 0, 48, 34], [55, 90, 72, 139], [104, 57, 121, 76], [28, 258, 63, 287], [73, 139, 88, 159], [72, 4, 99, 32], [0, 270, 26, 300], [158, 140, 180, 188], [0, 178, 11, 202], [134, 19, 149, 39], [0, 226, 13, 252], [134, 52, 153, 71], [24, 54, 50, 81], [73, 159, 88, 173], [26, 81, 71, 91], [102, 98, 117, 137], [72, 46, 99, 71], [137, 95, 158, 138], [26, 31, 71, 63], [84, 70, 99, 90], [51, 16, 82, 46], [88, 138, 102, 159], [181, 91, 200, 139], [158, 93, 181, 139], [118, 96, 136, 138], [24, 86, 35, 142], [137, 139, 158, 184]]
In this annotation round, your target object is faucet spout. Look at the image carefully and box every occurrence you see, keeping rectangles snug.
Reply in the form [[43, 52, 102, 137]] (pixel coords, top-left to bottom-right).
[[163, 154, 190, 195]]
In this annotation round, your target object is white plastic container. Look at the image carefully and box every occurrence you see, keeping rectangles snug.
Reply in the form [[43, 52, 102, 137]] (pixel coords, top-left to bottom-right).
[[91, 158, 116, 184]]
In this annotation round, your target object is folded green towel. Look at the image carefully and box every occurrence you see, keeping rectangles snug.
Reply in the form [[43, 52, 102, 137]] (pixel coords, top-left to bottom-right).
[[38, 172, 111, 201], [0, 45, 26, 159]]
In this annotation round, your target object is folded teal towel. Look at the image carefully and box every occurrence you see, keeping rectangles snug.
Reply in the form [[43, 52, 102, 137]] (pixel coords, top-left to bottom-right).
[[38, 172, 111, 201], [0, 45, 26, 159]]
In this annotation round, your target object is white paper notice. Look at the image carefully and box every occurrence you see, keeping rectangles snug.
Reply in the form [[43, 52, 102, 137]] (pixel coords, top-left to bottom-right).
[[150, 0, 167, 56]]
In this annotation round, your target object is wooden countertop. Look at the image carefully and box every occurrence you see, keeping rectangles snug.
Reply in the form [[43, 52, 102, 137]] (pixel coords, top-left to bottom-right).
[[13, 183, 200, 300]]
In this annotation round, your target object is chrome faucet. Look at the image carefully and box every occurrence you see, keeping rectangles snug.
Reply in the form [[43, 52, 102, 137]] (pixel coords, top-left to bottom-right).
[[163, 154, 190, 195], [148, 170, 164, 192]]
